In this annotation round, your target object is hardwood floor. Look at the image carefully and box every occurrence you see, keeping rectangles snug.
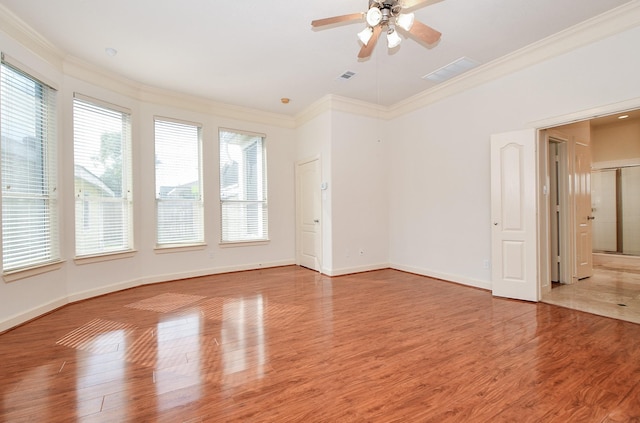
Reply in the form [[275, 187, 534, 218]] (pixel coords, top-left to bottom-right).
[[2, 266, 640, 422], [542, 265, 640, 325]]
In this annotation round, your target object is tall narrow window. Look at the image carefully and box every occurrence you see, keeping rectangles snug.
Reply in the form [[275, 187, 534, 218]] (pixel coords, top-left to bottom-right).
[[73, 95, 132, 257], [0, 58, 59, 272], [155, 118, 203, 246], [219, 129, 268, 243]]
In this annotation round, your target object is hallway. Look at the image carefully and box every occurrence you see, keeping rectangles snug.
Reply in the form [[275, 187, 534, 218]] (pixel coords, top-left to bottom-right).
[[542, 265, 640, 324]]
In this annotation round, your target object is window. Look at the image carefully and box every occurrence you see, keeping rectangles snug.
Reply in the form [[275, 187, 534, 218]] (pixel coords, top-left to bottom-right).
[[219, 129, 268, 242], [154, 118, 203, 246], [0, 58, 59, 272], [73, 95, 132, 257]]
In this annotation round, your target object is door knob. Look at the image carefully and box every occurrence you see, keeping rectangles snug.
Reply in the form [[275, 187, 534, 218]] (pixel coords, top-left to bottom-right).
[[314, 219, 320, 223], [587, 216, 595, 220]]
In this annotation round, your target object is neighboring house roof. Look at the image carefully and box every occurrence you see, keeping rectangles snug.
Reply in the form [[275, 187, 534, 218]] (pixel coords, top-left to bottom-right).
[[161, 180, 200, 199], [74, 164, 116, 197]]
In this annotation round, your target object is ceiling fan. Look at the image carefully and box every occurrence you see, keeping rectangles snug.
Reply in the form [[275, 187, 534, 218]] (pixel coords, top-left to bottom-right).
[[311, 0, 442, 59]]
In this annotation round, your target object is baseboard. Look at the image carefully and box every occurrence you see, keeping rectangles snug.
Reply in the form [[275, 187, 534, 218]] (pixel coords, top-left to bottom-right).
[[593, 253, 640, 271], [325, 263, 390, 277], [0, 296, 68, 333], [1, 259, 295, 333], [390, 263, 492, 291]]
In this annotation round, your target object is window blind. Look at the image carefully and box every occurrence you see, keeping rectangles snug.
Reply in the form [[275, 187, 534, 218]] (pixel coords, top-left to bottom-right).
[[154, 118, 203, 246], [73, 95, 132, 256], [0, 59, 59, 271], [219, 129, 268, 242]]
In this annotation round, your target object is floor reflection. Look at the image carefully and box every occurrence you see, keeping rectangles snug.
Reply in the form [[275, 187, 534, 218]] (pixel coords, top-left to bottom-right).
[[221, 296, 266, 386], [542, 266, 640, 324], [154, 312, 203, 411]]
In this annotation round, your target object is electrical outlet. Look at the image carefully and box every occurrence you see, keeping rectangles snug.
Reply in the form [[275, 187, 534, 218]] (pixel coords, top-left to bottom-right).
[[483, 259, 490, 269]]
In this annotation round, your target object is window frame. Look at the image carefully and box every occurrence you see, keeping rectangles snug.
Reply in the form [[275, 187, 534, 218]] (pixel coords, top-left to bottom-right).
[[154, 116, 205, 249], [218, 128, 269, 245], [0, 56, 62, 279], [72, 93, 134, 259]]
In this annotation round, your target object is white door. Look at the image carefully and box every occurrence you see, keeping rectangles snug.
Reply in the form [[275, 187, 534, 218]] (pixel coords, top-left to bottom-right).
[[491, 129, 538, 301], [296, 158, 322, 271], [574, 141, 593, 279]]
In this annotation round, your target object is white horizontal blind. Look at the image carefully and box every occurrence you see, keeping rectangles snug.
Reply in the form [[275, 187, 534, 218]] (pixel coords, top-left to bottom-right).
[[155, 118, 203, 246], [73, 96, 132, 256], [0, 59, 59, 271], [219, 129, 268, 242]]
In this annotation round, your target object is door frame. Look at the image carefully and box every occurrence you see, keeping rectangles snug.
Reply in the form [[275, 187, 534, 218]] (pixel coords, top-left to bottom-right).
[[295, 156, 322, 272], [538, 131, 572, 298], [532, 97, 640, 300]]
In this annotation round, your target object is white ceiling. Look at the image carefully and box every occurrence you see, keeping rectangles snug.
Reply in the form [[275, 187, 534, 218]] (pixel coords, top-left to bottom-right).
[[0, 0, 633, 116]]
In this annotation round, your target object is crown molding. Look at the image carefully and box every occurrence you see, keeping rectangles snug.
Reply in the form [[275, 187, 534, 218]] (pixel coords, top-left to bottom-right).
[[0, 4, 65, 69], [63, 57, 297, 129], [297, 2, 640, 123], [3, 1, 640, 127], [295, 94, 388, 126], [0, 4, 296, 129], [388, 0, 640, 119]]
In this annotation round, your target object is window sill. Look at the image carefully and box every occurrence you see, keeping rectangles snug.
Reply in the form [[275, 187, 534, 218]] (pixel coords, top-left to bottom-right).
[[155, 243, 207, 254], [219, 240, 270, 248], [3, 260, 65, 283], [74, 250, 137, 265]]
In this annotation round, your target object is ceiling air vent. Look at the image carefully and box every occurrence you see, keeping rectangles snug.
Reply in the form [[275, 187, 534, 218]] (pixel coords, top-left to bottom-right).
[[423, 57, 480, 83], [337, 70, 356, 81]]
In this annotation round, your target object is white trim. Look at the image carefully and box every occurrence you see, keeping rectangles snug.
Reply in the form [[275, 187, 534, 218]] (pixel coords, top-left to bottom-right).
[[3, 260, 65, 283], [388, 1, 640, 119], [592, 159, 640, 170], [218, 240, 270, 248], [295, 94, 387, 126], [1, 259, 295, 333], [0, 296, 68, 334], [1, 52, 59, 90], [530, 97, 640, 129], [154, 244, 207, 254], [593, 252, 640, 271], [391, 263, 492, 291], [154, 115, 203, 129], [0, 4, 64, 70], [74, 92, 132, 115], [325, 263, 390, 277], [219, 127, 266, 139], [74, 250, 137, 265]]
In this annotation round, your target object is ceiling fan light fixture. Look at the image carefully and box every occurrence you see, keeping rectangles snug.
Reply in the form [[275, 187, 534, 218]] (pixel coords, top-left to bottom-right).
[[366, 7, 383, 27], [387, 27, 402, 48], [396, 12, 415, 31], [358, 27, 374, 45]]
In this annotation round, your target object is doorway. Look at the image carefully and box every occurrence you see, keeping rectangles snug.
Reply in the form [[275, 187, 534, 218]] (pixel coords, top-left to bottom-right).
[[539, 109, 640, 322], [546, 138, 570, 286], [295, 157, 322, 272]]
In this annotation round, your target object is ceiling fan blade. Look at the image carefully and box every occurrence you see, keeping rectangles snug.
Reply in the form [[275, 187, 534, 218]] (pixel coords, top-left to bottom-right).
[[358, 25, 382, 58], [311, 13, 364, 27], [408, 20, 442, 45], [401, 0, 443, 9]]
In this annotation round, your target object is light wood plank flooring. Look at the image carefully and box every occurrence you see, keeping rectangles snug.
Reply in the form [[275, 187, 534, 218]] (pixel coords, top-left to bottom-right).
[[542, 265, 640, 325], [1, 266, 640, 422]]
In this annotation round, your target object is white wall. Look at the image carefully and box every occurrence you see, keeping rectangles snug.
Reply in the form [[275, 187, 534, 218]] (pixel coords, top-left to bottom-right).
[[0, 36, 297, 331], [295, 109, 390, 276], [295, 111, 333, 272], [389, 25, 640, 289], [4, 11, 640, 331], [330, 111, 389, 274]]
